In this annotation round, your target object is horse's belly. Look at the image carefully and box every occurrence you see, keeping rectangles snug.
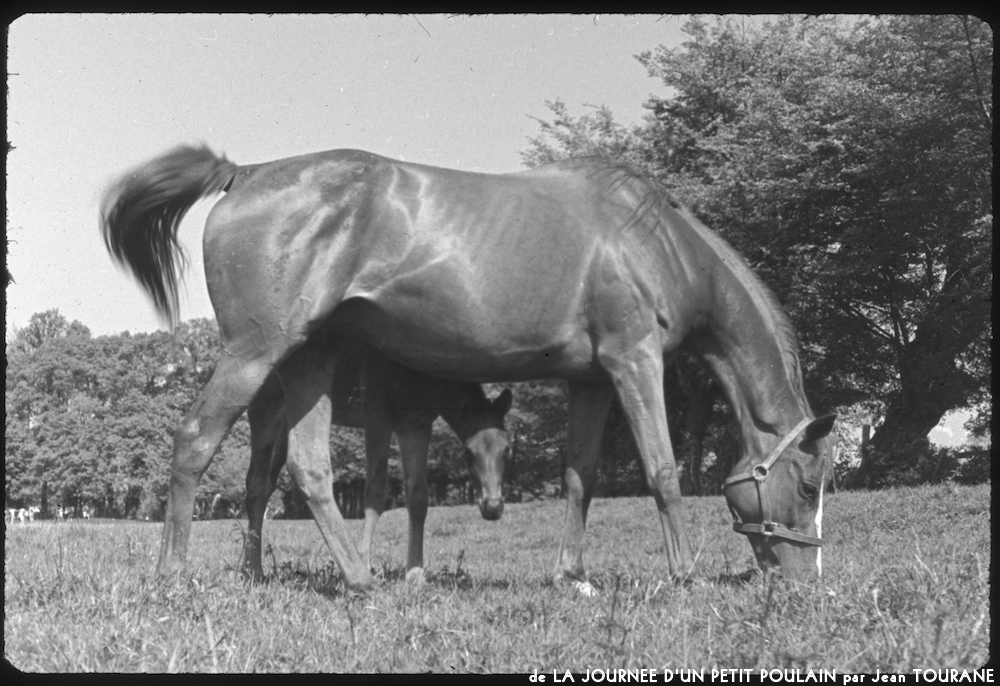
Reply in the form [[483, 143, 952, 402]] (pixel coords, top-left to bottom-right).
[[332, 294, 600, 383]]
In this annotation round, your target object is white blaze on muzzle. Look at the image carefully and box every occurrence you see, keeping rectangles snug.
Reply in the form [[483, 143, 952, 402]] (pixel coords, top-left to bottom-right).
[[815, 481, 824, 576]]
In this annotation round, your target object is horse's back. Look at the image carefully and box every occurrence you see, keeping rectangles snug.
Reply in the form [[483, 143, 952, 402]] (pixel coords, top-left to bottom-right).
[[202, 148, 709, 381]]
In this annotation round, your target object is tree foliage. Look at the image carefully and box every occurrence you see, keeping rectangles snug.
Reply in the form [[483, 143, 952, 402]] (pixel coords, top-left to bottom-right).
[[5, 312, 243, 517], [523, 15, 992, 488], [6, 17, 990, 511], [4, 312, 572, 517]]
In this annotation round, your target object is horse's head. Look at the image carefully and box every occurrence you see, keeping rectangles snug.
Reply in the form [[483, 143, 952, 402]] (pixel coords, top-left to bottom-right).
[[458, 388, 513, 521], [724, 414, 836, 581]]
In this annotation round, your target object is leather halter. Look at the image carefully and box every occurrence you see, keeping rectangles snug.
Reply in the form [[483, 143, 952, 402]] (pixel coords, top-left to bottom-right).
[[723, 417, 823, 547]]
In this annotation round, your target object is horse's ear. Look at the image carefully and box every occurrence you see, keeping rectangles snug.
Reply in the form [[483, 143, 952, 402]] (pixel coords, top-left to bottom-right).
[[803, 414, 837, 443], [492, 388, 513, 416]]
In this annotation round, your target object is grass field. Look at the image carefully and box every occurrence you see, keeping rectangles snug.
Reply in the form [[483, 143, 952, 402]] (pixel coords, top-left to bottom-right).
[[4, 483, 990, 673]]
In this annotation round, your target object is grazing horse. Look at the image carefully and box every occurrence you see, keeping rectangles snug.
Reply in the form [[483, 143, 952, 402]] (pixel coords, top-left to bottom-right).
[[242, 342, 512, 583], [101, 145, 836, 592]]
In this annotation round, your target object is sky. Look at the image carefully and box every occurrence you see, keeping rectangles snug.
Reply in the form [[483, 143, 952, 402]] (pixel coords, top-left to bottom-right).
[[5, 13, 974, 447], [7, 13, 686, 337]]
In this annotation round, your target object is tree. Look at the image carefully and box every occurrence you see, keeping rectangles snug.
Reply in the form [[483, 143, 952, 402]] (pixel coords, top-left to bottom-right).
[[6, 309, 91, 355], [4, 313, 241, 517], [524, 15, 992, 487], [503, 380, 569, 499]]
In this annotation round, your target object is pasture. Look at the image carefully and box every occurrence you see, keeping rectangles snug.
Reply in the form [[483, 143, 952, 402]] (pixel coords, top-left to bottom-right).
[[4, 483, 989, 673]]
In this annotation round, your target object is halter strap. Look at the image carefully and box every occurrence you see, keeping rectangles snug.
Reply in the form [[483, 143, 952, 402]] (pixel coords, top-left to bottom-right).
[[723, 417, 823, 547], [724, 417, 813, 487]]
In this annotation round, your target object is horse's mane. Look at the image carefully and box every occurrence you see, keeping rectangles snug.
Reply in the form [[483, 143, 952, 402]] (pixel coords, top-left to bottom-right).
[[587, 161, 807, 402]]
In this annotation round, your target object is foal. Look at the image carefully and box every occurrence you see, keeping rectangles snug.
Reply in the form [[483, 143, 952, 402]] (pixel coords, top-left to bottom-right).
[[243, 345, 512, 584]]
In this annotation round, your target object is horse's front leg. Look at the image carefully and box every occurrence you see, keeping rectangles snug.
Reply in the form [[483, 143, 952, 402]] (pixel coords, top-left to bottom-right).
[[555, 382, 615, 595], [603, 347, 695, 583]]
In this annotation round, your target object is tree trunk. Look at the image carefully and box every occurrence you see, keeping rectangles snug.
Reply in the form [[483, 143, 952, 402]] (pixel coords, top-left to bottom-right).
[[684, 381, 718, 496], [673, 360, 719, 496], [434, 474, 447, 506], [858, 321, 971, 488]]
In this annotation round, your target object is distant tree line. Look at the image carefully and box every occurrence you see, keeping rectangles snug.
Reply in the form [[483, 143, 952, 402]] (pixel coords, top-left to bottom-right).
[[4, 311, 579, 520], [5, 16, 990, 519]]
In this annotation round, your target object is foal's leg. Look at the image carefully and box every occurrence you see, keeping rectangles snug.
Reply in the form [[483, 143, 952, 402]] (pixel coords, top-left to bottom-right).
[[243, 375, 288, 581], [603, 348, 695, 582], [277, 343, 373, 592], [396, 424, 432, 584], [555, 382, 614, 592], [158, 353, 272, 577], [360, 412, 393, 572]]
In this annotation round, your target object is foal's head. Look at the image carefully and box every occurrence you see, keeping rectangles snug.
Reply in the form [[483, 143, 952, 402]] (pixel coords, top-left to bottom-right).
[[448, 387, 513, 521]]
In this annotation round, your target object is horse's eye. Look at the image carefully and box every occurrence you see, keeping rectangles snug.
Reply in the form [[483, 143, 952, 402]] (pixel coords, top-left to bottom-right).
[[800, 483, 819, 501]]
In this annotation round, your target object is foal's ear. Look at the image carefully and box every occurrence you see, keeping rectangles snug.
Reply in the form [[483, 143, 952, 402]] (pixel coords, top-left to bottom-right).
[[803, 414, 837, 444], [492, 388, 513, 416]]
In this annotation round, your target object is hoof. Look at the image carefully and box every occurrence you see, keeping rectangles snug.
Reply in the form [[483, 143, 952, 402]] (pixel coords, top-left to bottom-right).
[[156, 560, 187, 579], [405, 567, 426, 586], [680, 576, 709, 589], [241, 570, 267, 584], [553, 572, 598, 597], [344, 580, 375, 597], [673, 571, 707, 588], [343, 569, 376, 596], [239, 562, 267, 584]]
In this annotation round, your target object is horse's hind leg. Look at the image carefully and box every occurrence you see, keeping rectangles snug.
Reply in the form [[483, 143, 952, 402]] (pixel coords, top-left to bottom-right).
[[243, 373, 288, 582], [158, 353, 272, 577], [277, 342, 374, 592], [555, 382, 614, 591]]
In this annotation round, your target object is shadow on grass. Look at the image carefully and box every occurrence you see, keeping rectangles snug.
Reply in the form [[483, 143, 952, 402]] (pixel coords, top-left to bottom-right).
[[238, 560, 351, 597], [241, 553, 523, 596], [711, 569, 759, 587]]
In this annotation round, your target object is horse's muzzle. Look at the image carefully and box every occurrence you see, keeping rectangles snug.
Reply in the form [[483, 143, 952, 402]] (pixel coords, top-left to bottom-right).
[[479, 497, 504, 521]]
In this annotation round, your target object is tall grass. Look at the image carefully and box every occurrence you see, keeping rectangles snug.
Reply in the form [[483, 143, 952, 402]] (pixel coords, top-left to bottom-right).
[[4, 483, 989, 672]]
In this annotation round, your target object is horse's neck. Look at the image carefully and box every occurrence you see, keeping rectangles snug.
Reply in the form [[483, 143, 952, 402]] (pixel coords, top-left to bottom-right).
[[697, 273, 809, 458]]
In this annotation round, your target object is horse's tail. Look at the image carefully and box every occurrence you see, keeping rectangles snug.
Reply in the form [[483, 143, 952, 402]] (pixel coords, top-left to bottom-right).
[[100, 144, 239, 329]]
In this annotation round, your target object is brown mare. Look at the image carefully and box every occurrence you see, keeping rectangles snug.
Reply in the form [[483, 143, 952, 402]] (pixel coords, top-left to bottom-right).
[[243, 341, 512, 583], [102, 145, 835, 592]]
